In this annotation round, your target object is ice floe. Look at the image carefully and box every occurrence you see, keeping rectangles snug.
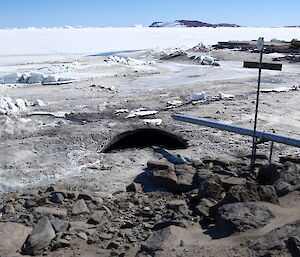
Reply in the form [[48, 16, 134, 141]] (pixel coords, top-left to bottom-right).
[[104, 55, 156, 66], [0, 72, 74, 85]]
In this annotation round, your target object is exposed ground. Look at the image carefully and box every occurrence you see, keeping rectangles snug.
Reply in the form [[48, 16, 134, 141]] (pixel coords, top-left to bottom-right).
[[0, 46, 300, 256]]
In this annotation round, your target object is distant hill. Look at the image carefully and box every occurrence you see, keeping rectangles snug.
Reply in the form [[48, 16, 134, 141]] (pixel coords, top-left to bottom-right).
[[149, 20, 240, 28]]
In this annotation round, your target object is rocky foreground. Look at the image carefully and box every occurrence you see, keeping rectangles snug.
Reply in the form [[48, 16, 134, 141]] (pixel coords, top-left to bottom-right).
[[0, 153, 299, 257]]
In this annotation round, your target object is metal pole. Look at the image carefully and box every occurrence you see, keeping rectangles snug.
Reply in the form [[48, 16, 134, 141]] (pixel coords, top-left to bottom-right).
[[250, 49, 264, 173], [171, 114, 300, 148]]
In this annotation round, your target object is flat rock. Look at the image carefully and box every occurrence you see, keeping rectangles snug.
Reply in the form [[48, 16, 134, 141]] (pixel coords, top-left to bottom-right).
[[23, 216, 56, 254], [72, 199, 90, 215], [89, 210, 107, 225], [34, 206, 68, 217], [0, 222, 32, 255], [147, 160, 174, 171], [50, 218, 69, 232], [217, 202, 274, 235]]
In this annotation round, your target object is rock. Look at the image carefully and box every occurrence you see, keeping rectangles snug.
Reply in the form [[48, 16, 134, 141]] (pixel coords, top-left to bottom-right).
[[175, 164, 197, 192], [274, 162, 300, 196], [141, 225, 192, 253], [126, 182, 143, 193], [203, 158, 230, 169], [23, 216, 56, 254], [77, 232, 88, 241], [257, 185, 279, 204], [78, 192, 98, 202], [24, 199, 38, 208], [1, 203, 15, 214], [0, 222, 32, 255], [50, 192, 64, 203], [152, 220, 188, 231], [34, 206, 68, 218], [107, 242, 119, 249], [198, 171, 223, 201], [50, 218, 69, 232], [193, 198, 218, 217], [279, 156, 300, 164], [287, 236, 300, 257], [220, 176, 246, 190], [135, 252, 151, 257], [217, 202, 274, 235], [150, 169, 177, 190], [166, 200, 186, 210], [147, 160, 174, 171], [88, 210, 107, 225], [222, 182, 260, 204], [69, 221, 96, 233], [248, 219, 300, 255], [257, 164, 280, 185], [72, 199, 90, 215]]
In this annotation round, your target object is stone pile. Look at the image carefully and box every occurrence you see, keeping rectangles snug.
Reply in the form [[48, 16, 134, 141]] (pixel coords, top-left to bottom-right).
[[0, 154, 299, 256]]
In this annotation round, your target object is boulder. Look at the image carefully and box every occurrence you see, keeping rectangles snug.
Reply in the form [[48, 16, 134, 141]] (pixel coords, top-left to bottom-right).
[[257, 185, 279, 204], [197, 171, 223, 201], [23, 216, 56, 254], [0, 222, 32, 255], [217, 202, 274, 235], [222, 182, 260, 204], [193, 198, 218, 217], [141, 225, 192, 253], [257, 164, 280, 185], [150, 169, 177, 190], [72, 199, 90, 215], [175, 164, 197, 192]]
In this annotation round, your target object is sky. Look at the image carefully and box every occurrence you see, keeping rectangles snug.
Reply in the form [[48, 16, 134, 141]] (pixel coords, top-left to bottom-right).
[[1, 0, 300, 29]]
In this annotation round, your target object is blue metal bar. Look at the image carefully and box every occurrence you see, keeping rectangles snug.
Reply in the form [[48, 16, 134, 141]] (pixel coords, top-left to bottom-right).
[[172, 114, 300, 148]]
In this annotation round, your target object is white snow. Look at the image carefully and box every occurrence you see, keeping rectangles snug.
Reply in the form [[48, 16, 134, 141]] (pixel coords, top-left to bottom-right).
[[1, 27, 299, 57]]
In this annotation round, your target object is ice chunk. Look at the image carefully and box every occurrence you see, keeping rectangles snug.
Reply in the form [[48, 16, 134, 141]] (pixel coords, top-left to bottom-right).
[[126, 109, 158, 118], [0, 73, 20, 84], [15, 98, 27, 111], [143, 119, 162, 126], [43, 75, 58, 83], [33, 99, 46, 107], [114, 109, 129, 115], [187, 92, 206, 102], [217, 92, 235, 100], [26, 72, 45, 84], [167, 100, 183, 106]]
